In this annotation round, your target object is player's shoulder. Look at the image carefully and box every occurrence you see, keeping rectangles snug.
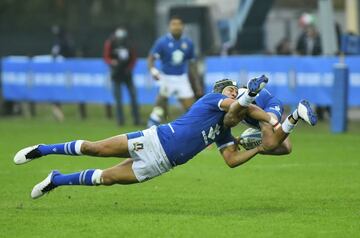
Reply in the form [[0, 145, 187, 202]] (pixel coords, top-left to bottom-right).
[[197, 93, 228, 108], [155, 35, 169, 44], [181, 36, 194, 45]]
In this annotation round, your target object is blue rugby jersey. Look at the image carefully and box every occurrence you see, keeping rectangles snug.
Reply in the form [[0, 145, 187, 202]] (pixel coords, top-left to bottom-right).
[[150, 33, 194, 75], [157, 93, 235, 166]]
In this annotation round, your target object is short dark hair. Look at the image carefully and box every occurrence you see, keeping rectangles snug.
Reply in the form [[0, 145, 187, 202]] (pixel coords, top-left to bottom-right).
[[169, 15, 183, 23], [213, 79, 238, 93]]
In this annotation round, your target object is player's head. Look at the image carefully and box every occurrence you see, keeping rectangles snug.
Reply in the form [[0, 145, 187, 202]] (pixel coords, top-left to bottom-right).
[[169, 15, 184, 38], [213, 79, 238, 99]]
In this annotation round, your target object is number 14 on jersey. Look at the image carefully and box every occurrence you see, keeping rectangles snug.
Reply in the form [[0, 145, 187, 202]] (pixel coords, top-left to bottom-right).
[[202, 124, 220, 145]]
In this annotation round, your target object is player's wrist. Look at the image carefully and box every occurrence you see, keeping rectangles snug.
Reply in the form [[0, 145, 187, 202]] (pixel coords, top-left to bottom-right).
[[256, 144, 265, 153]]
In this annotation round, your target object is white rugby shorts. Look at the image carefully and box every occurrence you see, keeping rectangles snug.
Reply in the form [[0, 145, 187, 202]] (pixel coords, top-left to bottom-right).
[[127, 126, 172, 182], [158, 74, 194, 99]]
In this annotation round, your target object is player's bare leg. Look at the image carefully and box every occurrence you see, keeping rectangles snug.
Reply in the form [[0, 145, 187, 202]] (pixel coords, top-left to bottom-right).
[[13, 134, 132, 165], [19, 135, 141, 199], [226, 103, 279, 131], [30, 159, 140, 199], [259, 113, 292, 155], [245, 104, 279, 127], [260, 100, 317, 152], [261, 138, 292, 155], [147, 95, 168, 127], [179, 97, 195, 110], [101, 159, 139, 185], [81, 135, 130, 157]]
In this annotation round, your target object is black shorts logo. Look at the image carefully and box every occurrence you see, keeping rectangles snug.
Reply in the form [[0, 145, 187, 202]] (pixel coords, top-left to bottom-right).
[[133, 142, 144, 151]]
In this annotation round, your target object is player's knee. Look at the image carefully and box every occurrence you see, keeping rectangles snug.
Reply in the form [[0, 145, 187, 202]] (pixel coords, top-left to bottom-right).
[[81, 141, 102, 156], [283, 142, 292, 155], [262, 140, 279, 151]]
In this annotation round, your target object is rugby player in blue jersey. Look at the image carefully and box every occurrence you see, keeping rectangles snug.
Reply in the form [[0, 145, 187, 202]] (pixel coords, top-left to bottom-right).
[[147, 15, 202, 127], [13, 75, 316, 199]]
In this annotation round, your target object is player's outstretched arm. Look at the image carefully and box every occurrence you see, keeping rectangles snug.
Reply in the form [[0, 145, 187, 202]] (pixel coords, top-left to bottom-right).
[[220, 143, 263, 168], [147, 54, 160, 81], [188, 61, 203, 98]]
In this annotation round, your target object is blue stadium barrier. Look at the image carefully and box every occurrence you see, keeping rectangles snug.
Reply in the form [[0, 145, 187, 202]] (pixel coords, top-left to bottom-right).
[[2, 56, 360, 107]]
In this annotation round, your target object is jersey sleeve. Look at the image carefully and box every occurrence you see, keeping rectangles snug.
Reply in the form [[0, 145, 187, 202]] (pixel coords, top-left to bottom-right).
[[150, 38, 163, 59], [202, 93, 228, 112], [215, 128, 235, 150]]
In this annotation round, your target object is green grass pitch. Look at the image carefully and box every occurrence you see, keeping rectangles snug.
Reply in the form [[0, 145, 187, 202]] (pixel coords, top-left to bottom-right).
[[1, 105, 360, 237]]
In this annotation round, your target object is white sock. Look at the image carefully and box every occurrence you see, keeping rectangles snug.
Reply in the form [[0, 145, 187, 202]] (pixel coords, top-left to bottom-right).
[[292, 109, 299, 121], [281, 117, 296, 134], [75, 140, 84, 155], [149, 106, 164, 123], [237, 90, 255, 107], [91, 169, 103, 185], [150, 112, 161, 122]]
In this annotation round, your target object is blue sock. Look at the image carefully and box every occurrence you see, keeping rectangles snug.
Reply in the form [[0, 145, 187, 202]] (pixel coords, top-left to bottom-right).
[[38, 140, 83, 156], [147, 108, 162, 128], [147, 118, 160, 127], [52, 169, 102, 186]]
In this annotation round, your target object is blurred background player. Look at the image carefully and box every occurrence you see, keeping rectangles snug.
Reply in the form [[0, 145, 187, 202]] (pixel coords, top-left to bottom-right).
[[147, 15, 202, 127], [103, 27, 140, 126]]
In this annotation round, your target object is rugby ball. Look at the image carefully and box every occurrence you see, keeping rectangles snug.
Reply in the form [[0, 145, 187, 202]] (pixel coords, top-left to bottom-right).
[[239, 128, 262, 150]]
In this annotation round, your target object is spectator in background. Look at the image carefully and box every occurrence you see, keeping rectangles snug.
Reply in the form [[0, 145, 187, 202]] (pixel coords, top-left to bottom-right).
[[295, 24, 322, 56], [51, 25, 75, 58], [276, 37, 292, 55], [103, 27, 140, 126], [296, 13, 328, 121]]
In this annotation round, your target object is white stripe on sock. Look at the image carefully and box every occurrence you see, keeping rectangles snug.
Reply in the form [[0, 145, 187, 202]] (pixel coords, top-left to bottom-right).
[[91, 169, 103, 185], [81, 169, 89, 184], [64, 143, 69, 155], [68, 143, 74, 155], [79, 171, 85, 184], [74, 140, 84, 155]]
